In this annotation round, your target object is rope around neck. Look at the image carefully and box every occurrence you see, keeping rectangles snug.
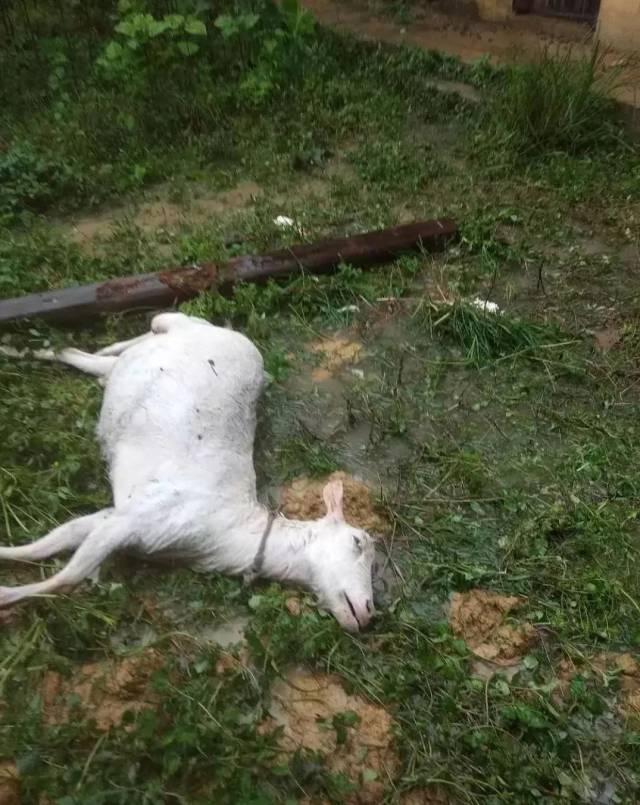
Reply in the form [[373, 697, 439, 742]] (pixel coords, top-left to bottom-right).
[[243, 510, 276, 585]]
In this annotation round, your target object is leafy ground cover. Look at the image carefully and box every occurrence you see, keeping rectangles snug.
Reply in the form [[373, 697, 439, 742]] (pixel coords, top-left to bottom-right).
[[1, 1, 640, 802]]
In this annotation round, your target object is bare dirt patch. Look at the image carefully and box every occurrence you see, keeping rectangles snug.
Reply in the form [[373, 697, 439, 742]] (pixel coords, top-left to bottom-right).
[[592, 325, 622, 352], [0, 762, 19, 805], [215, 648, 250, 676], [307, 335, 363, 382], [449, 589, 536, 671], [42, 649, 163, 731], [261, 667, 398, 804], [65, 180, 262, 249], [302, 0, 639, 107], [556, 652, 640, 718], [304, 0, 591, 64], [280, 471, 390, 534]]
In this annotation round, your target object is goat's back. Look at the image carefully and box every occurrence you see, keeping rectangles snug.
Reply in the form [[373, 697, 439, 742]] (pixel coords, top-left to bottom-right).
[[97, 320, 264, 506]]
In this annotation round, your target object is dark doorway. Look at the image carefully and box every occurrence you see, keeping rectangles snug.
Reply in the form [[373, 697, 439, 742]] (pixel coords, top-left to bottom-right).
[[516, 0, 601, 22]]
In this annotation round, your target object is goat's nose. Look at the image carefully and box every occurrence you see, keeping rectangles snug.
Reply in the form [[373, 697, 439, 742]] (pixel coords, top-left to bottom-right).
[[356, 599, 375, 629], [343, 592, 375, 630]]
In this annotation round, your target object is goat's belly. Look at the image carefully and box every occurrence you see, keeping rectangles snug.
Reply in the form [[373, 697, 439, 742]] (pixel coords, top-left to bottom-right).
[[108, 440, 256, 508], [98, 337, 263, 452]]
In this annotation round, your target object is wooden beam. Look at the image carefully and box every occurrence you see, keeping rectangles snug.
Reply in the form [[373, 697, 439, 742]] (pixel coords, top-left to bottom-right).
[[0, 218, 457, 327]]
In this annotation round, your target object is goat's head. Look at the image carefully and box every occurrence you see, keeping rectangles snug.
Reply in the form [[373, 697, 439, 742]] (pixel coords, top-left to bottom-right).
[[304, 479, 376, 633]]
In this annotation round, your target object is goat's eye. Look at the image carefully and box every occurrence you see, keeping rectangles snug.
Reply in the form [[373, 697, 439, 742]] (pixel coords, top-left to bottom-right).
[[353, 535, 363, 551]]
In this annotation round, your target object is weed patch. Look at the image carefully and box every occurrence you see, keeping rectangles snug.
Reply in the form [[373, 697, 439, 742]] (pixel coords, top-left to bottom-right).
[[420, 300, 567, 365], [2, 4, 640, 801], [483, 45, 630, 157]]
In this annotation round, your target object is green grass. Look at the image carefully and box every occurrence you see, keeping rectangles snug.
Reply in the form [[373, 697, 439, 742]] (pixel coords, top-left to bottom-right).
[[1, 3, 640, 802], [482, 44, 631, 157], [421, 300, 570, 366]]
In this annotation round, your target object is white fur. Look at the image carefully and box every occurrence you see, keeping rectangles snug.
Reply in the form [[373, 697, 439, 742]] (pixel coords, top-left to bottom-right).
[[0, 313, 375, 632]]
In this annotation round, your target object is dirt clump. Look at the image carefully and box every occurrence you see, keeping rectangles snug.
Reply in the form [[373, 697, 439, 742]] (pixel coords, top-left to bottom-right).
[[42, 649, 163, 731], [66, 180, 262, 249], [261, 667, 398, 804], [215, 648, 250, 675], [285, 596, 303, 617], [592, 326, 621, 352], [280, 471, 390, 534], [0, 762, 19, 805], [307, 335, 363, 381], [449, 589, 536, 669], [135, 181, 261, 232], [556, 653, 640, 718]]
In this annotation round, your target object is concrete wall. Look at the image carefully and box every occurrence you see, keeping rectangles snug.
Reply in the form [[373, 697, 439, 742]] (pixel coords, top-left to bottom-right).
[[597, 0, 640, 51], [475, 0, 514, 20]]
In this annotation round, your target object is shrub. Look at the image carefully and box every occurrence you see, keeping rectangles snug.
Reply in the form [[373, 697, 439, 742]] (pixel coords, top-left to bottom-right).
[[484, 44, 630, 156], [0, 142, 74, 218]]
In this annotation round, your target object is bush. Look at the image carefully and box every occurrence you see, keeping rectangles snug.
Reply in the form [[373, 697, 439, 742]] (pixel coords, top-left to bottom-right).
[[484, 44, 629, 156], [0, 142, 74, 218]]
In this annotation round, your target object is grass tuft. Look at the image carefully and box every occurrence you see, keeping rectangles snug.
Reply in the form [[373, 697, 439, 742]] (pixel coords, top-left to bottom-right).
[[484, 44, 633, 156], [424, 301, 566, 365]]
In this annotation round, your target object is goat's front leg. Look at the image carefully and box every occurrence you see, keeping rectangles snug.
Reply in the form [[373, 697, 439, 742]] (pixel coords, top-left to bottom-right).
[[0, 509, 113, 563], [0, 514, 131, 607]]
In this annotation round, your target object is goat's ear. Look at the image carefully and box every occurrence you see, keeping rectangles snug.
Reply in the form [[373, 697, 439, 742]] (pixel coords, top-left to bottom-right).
[[322, 479, 344, 521]]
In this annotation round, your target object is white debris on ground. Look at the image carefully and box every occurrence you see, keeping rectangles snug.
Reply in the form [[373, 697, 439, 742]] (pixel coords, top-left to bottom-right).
[[273, 215, 305, 236], [470, 298, 501, 314], [274, 215, 295, 228], [428, 295, 502, 314]]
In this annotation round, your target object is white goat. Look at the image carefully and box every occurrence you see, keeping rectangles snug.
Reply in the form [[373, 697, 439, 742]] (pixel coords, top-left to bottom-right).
[[0, 312, 376, 632]]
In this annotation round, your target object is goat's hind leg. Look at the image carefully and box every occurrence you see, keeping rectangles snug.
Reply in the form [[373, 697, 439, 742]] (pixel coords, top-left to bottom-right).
[[56, 348, 117, 378], [0, 512, 131, 607], [0, 345, 116, 379], [0, 508, 113, 563], [96, 331, 155, 357], [94, 313, 193, 356]]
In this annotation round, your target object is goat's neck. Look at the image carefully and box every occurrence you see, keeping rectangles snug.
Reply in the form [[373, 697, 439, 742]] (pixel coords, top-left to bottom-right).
[[211, 506, 313, 585], [258, 516, 314, 585]]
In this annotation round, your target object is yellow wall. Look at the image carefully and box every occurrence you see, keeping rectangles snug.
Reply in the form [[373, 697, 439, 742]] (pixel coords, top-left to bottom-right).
[[597, 0, 640, 51], [475, 0, 513, 21]]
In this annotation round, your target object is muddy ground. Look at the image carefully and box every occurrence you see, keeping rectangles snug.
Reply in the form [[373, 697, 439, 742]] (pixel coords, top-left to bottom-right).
[[1, 3, 640, 802]]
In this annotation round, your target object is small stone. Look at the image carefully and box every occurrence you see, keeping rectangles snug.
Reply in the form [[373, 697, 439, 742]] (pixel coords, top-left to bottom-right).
[[285, 598, 302, 617]]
